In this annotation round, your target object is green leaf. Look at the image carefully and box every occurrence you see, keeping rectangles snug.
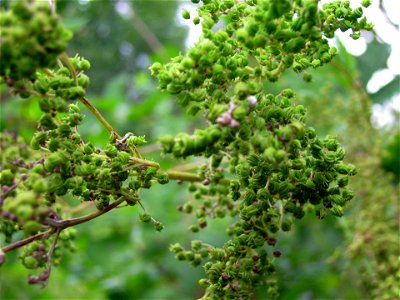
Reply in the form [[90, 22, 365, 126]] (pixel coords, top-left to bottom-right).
[[370, 75, 400, 104], [356, 39, 390, 87]]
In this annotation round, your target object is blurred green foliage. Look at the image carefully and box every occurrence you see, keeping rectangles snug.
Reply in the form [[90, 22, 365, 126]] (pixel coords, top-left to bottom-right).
[[0, 1, 398, 299]]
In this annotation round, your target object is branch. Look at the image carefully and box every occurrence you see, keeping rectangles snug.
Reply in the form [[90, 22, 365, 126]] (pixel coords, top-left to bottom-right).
[[1, 229, 55, 253], [1, 197, 125, 254], [162, 170, 230, 185], [79, 96, 121, 140], [42, 196, 125, 229]]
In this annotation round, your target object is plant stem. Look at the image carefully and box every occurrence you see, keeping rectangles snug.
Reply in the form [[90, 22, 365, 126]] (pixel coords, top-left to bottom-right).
[[162, 170, 230, 185], [1, 197, 125, 254], [79, 96, 121, 140], [131, 157, 160, 168], [42, 197, 125, 229], [1, 229, 55, 253]]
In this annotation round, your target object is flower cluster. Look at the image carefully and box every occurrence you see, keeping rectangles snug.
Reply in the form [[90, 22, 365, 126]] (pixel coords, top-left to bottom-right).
[[151, 0, 371, 298], [0, 0, 373, 297], [0, 0, 71, 85]]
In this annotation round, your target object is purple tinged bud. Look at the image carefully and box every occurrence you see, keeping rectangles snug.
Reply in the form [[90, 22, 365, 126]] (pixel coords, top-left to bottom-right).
[[267, 238, 277, 246], [0, 250, 5, 265], [27, 275, 38, 284], [273, 250, 281, 257], [231, 283, 238, 291], [253, 265, 260, 273], [247, 95, 257, 107], [230, 119, 240, 128]]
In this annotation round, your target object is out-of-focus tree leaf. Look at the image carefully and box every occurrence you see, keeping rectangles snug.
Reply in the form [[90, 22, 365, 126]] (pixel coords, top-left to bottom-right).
[[370, 75, 400, 104], [356, 39, 390, 87], [336, 39, 358, 81]]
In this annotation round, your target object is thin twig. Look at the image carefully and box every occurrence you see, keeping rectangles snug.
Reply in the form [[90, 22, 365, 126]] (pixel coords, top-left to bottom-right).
[[1, 229, 55, 253], [42, 197, 125, 229]]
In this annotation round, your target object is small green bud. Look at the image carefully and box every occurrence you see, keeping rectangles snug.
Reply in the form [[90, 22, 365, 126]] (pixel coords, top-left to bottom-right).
[[170, 243, 184, 253], [361, 0, 371, 7], [15, 204, 34, 221], [156, 173, 169, 184], [33, 179, 48, 193], [184, 251, 195, 261], [183, 203, 193, 214], [303, 73, 312, 82], [23, 220, 41, 236], [198, 278, 210, 288], [154, 221, 164, 232], [78, 59, 91, 70], [330, 204, 344, 217], [281, 217, 293, 231], [0, 170, 14, 186], [78, 74, 90, 88], [191, 240, 202, 251], [182, 9, 190, 19], [189, 224, 200, 232], [126, 135, 147, 146], [23, 256, 39, 269], [140, 213, 151, 223], [193, 17, 200, 25], [232, 105, 247, 120]]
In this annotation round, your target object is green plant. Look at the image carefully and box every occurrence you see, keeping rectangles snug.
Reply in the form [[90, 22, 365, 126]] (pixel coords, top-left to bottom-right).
[[0, 0, 374, 298]]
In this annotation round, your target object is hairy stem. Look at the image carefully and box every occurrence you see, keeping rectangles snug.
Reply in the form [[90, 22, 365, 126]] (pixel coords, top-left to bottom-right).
[[162, 170, 230, 185], [79, 96, 121, 140]]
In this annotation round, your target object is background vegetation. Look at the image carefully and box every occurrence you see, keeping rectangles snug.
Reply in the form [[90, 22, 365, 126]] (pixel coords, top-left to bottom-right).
[[0, 1, 398, 299]]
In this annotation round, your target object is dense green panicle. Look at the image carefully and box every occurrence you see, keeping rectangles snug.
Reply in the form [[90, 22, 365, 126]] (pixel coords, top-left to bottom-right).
[[0, 0, 72, 83], [0, 0, 376, 297], [152, 0, 372, 298]]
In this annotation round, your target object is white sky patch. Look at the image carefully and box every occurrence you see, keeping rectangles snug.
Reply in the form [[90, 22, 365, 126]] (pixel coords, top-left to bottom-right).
[[175, 0, 400, 128], [367, 69, 395, 93], [371, 95, 400, 128], [115, 0, 134, 19], [176, 2, 202, 49]]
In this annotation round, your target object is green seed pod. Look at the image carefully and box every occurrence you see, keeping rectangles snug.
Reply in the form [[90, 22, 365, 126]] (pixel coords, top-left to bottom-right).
[[154, 221, 164, 232], [23, 256, 39, 269], [198, 278, 210, 288], [182, 9, 190, 20], [170, 243, 184, 253], [156, 173, 169, 184], [361, 0, 371, 7], [16, 191, 37, 206], [38, 97, 54, 112], [23, 220, 41, 236], [182, 57, 195, 69], [140, 213, 151, 223], [191, 240, 202, 251], [67, 86, 85, 99], [303, 73, 312, 82], [184, 250, 195, 261], [0, 169, 14, 186], [33, 179, 48, 193], [183, 203, 193, 214], [34, 77, 49, 94], [15, 204, 34, 221], [78, 74, 90, 88], [281, 217, 293, 231], [104, 145, 118, 158], [189, 224, 200, 232], [78, 59, 91, 71], [193, 16, 200, 25], [126, 135, 147, 147], [342, 189, 355, 201], [330, 204, 344, 217]]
